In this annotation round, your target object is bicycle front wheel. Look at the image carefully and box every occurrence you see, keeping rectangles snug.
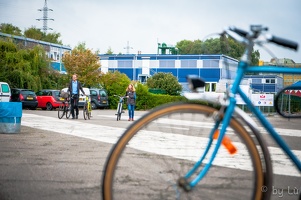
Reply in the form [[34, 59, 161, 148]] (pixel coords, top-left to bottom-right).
[[65, 104, 71, 119], [102, 102, 264, 200], [83, 104, 88, 120], [58, 103, 65, 119], [87, 103, 91, 120], [116, 103, 122, 121]]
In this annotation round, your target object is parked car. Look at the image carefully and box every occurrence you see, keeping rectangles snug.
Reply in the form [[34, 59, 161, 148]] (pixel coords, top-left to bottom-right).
[[0, 82, 11, 102], [61, 87, 90, 107], [36, 89, 61, 110], [10, 88, 38, 110], [89, 88, 109, 109]]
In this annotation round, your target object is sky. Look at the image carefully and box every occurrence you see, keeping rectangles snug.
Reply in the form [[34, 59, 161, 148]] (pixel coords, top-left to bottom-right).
[[0, 0, 301, 63]]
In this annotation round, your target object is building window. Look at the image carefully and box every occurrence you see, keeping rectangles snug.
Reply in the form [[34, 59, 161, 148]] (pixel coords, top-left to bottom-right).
[[212, 83, 216, 92], [252, 79, 261, 83], [203, 60, 219, 68], [159, 60, 175, 68], [205, 82, 217, 92], [181, 60, 197, 68], [118, 60, 132, 68], [265, 78, 276, 84]]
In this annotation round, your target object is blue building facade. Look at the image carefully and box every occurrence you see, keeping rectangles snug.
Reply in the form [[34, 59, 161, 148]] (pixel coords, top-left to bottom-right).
[[245, 75, 283, 93], [99, 54, 239, 91]]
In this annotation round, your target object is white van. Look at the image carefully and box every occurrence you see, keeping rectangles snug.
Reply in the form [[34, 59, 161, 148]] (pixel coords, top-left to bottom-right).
[[0, 82, 11, 102], [61, 87, 90, 107]]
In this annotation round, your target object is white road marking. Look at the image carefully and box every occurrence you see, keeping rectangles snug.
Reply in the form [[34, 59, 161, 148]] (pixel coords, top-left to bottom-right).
[[22, 113, 301, 177], [98, 115, 301, 137]]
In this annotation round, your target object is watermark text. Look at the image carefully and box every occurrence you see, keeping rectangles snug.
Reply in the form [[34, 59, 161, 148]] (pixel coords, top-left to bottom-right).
[[261, 186, 300, 198]]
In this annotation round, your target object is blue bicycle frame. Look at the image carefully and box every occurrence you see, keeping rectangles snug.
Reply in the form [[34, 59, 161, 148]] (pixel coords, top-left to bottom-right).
[[186, 61, 301, 188]]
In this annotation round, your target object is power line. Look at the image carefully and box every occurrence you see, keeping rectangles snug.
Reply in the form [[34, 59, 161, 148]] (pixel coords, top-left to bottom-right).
[[36, 0, 54, 33]]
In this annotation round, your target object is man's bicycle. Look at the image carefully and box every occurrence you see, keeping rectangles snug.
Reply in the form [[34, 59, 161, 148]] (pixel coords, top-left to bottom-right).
[[114, 95, 126, 121], [102, 25, 300, 200], [83, 95, 92, 120], [58, 91, 71, 119]]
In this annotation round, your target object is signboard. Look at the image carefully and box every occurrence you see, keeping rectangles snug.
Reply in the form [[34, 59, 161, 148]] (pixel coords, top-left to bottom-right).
[[251, 94, 274, 106]]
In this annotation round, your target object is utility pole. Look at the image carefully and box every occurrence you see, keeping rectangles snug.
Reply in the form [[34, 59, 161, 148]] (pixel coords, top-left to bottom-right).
[[36, 0, 54, 33], [124, 41, 133, 54]]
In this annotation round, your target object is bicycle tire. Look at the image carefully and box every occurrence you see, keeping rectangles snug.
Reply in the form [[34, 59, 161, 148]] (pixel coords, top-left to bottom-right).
[[102, 102, 264, 200], [58, 103, 65, 119], [83, 104, 87, 120], [116, 103, 121, 121], [65, 104, 71, 119], [87, 103, 91, 120], [119, 103, 123, 120], [236, 113, 273, 200]]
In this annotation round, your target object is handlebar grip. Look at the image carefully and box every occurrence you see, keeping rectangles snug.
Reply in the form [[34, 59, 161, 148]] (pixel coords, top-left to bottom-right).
[[267, 34, 298, 51], [229, 26, 248, 37]]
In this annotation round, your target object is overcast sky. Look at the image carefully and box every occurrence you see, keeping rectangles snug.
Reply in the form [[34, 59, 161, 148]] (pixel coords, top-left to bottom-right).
[[1, 0, 300, 62]]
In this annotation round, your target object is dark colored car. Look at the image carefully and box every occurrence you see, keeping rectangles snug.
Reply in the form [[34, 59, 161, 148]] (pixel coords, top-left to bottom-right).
[[10, 88, 38, 110], [36, 89, 61, 110], [89, 88, 109, 109]]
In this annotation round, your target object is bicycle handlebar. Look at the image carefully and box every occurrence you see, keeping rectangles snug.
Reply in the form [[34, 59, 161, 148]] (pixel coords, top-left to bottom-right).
[[114, 95, 127, 98], [228, 26, 248, 37], [226, 25, 298, 51], [266, 34, 298, 51]]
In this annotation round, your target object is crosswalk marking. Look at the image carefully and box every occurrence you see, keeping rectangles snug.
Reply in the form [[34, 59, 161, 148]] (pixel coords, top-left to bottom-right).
[[22, 113, 301, 177]]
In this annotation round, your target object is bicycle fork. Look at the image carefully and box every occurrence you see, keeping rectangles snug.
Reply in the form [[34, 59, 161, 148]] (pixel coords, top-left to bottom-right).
[[178, 100, 237, 191], [179, 63, 245, 191]]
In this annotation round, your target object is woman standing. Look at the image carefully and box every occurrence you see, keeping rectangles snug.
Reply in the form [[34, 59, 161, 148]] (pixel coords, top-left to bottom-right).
[[125, 84, 136, 121]]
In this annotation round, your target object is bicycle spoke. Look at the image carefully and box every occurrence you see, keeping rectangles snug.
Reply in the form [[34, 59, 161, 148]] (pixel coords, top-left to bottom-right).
[[102, 103, 264, 200], [66, 104, 71, 119], [58, 103, 65, 119]]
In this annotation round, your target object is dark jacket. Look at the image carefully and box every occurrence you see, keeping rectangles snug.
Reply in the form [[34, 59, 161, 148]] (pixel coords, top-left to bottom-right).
[[126, 91, 136, 105], [68, 80, 85, 96]]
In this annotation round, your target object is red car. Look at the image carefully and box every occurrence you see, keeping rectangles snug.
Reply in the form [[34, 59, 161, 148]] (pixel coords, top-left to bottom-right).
[[36, 89, 62, 110]]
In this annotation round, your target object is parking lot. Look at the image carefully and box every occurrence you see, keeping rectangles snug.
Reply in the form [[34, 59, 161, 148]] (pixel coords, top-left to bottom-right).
[[0, 109, 300, 200]]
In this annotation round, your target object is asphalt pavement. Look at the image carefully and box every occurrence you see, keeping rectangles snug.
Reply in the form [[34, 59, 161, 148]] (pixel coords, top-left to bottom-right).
[[0, 109, 300, 200]]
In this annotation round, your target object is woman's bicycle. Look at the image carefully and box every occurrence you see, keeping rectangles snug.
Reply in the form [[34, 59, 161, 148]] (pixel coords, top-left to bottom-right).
[[102, 25, 301, 200], [83, 95, 92, 120], [58, 91, 71, 119], [114, 95, 126, 121]]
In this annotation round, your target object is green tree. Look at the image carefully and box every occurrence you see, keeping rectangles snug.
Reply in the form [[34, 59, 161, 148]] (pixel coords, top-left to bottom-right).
[[147, 72, 182, 96], [176, 36, 259, 65], [62, 42, 101, 87], [0, 23, 22, 36], [43, 32, 62, 44], [24, 27, 43, 41], [0, 39, 58, 91], [135, 82, 149, 110], [99, 71, 130, 96], [99, 71, 131, 109], [105, 47, 114, 55], [176, 40, 194, 54], [203, 38, 221, 54], [24, 26, 62, 44]]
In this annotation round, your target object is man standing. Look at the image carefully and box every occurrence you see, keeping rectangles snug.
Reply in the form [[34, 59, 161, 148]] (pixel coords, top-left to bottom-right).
[[68, 74, 85, 119]]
